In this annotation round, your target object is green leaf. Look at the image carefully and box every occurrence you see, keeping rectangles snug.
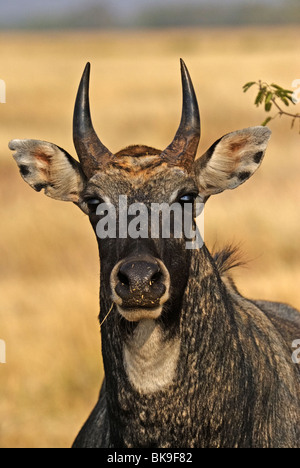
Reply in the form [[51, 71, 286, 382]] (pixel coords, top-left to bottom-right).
[[274, 89, 285, 98], [265, 101, 272, 112], [255, 88, 266, 106], [271, 83, 285, 91], [280, 96, 289, 106], [243, 81, 256, 93], [270, 84, 294, 97], [261, 116, 272, 126], [265, 91, 273, 104], [286, 95, 296, 104]]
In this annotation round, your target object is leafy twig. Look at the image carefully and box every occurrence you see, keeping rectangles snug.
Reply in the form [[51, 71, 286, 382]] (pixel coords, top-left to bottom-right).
[[243, 81, 300, 131]]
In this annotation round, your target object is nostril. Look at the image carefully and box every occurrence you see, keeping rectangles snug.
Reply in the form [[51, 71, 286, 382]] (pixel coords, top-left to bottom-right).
[[149, 270, 163, 286], [117, 271, 130, 287]]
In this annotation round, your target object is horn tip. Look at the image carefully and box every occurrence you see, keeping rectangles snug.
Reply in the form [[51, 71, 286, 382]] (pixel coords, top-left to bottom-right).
[[84, 62, 91, 75], [180, 58, 187, 71]]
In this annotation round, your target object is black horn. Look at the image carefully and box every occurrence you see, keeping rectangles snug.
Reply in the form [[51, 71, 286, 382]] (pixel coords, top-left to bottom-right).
[[73, 62, 114, 177], [161, 59, 200, 171]]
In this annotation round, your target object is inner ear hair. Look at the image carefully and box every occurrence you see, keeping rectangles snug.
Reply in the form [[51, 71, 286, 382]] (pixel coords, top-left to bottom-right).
[[9, 139, 86, 202], [194, 126, 271, 197]]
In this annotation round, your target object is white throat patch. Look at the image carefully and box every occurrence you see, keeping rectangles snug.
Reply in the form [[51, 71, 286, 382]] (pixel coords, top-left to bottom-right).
[[123, 319, 180, 394]]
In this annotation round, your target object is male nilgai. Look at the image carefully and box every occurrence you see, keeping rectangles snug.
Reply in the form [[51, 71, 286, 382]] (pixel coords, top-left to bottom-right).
[[10, 61, 300, 448]]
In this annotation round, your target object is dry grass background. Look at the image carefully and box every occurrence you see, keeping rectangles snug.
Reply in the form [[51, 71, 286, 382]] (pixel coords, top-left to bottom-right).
[[0, 27, 299, 447]]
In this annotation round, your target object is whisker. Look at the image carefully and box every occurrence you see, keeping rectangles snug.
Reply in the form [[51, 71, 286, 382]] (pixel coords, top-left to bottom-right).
[[100, 303, 114, 329]]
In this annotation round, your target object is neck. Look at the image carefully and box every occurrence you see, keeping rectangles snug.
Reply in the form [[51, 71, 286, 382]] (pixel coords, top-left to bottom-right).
[[99, 245, 249, 448], [123, 319, 181, 394]]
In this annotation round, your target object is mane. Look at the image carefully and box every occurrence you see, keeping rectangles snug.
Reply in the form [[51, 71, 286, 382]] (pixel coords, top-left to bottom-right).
[[213, 245, 246, 275], [115, 145, 162, 158]]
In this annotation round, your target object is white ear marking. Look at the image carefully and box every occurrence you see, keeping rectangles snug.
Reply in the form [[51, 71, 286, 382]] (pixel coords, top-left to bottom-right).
[[194, 126, 271, 197], [9, 139, 86, 203]]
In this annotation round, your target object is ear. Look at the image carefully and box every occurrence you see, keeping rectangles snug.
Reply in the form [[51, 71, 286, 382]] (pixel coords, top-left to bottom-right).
[[9, 139, 86, 203], [194, 127, 271, 198]]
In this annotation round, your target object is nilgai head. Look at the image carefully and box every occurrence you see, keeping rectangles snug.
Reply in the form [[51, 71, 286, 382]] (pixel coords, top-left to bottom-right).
[[9, 60, 271, 325]]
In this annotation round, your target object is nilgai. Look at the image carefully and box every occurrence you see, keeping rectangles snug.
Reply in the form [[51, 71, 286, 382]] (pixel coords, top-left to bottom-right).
[[9, 60, 300, 448]]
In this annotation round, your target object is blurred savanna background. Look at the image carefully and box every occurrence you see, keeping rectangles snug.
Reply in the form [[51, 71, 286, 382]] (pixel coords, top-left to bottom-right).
[[0, 0, 299, 448]]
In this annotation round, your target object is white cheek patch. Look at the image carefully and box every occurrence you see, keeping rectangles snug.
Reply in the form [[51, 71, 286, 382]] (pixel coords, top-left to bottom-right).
[[123, 320, 180, 394]]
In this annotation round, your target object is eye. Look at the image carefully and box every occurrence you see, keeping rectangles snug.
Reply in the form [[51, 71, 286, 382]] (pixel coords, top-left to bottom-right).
[[86, 198, 102, 214], [178, 193, 197, 205]]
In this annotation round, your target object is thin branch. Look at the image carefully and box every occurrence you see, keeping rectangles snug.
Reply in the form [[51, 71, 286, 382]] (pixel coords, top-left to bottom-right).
[[271, 96, 300, 119]]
